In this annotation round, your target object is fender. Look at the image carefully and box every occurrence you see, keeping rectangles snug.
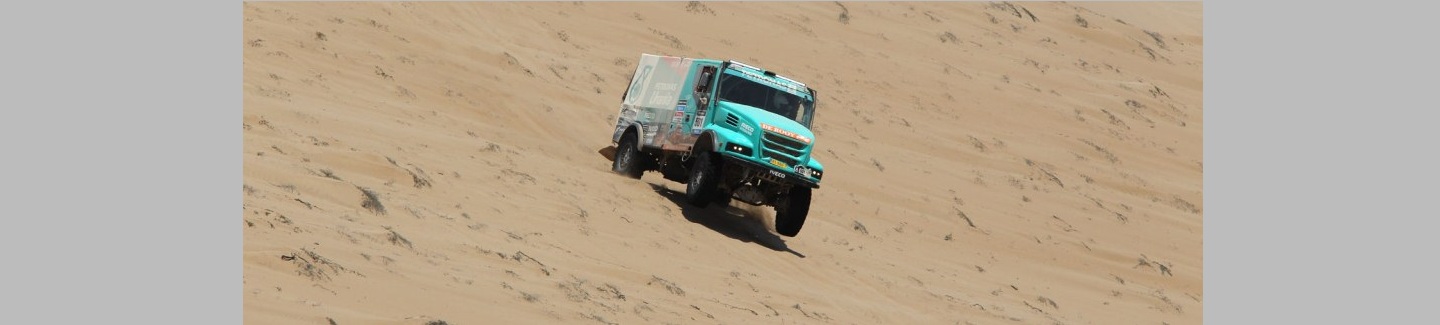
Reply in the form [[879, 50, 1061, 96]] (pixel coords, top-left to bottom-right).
[[612, 120, 649, 150], [693, 129, 719, 153], [628, 123, 647, 149], [708, 127, 756, 153]]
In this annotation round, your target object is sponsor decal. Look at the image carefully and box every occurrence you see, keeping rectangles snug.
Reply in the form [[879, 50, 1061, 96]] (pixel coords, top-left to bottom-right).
[[769, 158, 789, 169], [671, 110, 684, 125], [647, 82, 680, 106], [795, 165, 811, 176], [760, 123, 812, 144], [692, 110, 706, 135], [740, 123, 754, 135]]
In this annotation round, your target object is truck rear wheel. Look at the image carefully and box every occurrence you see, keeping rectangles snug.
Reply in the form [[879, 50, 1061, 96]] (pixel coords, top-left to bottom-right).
[[612, 132, 644, 179], [685, 150, 720, 207], [774, 187, 811, 237]]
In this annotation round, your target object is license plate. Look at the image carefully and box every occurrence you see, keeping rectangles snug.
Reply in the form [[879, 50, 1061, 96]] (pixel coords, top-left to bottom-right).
[[769, 158, 788, 169]]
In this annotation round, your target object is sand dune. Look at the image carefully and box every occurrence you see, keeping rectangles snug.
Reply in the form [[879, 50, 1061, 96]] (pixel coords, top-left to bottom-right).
[[243, 2, 1201, 324]]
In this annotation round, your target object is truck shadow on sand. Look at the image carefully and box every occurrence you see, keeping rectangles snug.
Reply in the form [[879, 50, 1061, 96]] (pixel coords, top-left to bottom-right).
[[648, 183, 806, 258]]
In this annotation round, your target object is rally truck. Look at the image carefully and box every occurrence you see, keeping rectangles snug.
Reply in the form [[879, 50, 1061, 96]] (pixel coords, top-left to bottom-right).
[[609, 53, 823, 237]]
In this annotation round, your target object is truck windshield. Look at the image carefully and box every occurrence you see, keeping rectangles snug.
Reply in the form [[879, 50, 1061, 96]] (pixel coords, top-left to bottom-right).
[[716, 73, 814, 126]]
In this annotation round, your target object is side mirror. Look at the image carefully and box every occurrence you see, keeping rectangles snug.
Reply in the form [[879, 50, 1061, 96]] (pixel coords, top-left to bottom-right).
[[694, 71, 711, 90], [695, 69, 713, 92]]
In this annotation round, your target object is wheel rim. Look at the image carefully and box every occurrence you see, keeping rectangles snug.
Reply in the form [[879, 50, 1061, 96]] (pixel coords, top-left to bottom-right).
[[618, 144, 632, 169], [688, 153, 709, 196]]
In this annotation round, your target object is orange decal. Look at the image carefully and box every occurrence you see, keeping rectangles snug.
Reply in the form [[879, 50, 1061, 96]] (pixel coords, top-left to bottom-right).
[[761, 124, 812, 144]]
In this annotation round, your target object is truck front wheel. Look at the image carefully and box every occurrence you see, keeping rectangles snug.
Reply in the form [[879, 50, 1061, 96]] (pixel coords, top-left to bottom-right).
[[685, 150, 720, 207], [774, 187, 811, 237]]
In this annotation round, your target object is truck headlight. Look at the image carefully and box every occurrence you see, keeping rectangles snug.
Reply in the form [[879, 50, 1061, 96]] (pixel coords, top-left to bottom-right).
[[796, 166, 821, 180], [725, 143, 753, 156]]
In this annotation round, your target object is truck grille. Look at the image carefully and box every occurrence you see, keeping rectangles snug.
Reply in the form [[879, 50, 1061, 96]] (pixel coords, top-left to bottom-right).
[[761, 132, 807, 168], [762, 133, 807, 152], [765, 143, 804, 158]]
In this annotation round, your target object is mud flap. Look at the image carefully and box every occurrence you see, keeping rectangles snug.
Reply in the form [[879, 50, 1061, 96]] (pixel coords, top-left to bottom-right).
[[597, 146, 618, 162]]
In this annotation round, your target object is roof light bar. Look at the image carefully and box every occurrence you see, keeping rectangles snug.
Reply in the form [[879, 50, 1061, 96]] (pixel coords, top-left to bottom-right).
[[728, 60, 760, 71], [775, 75, 806, 87], [728, 60, 807, 87]]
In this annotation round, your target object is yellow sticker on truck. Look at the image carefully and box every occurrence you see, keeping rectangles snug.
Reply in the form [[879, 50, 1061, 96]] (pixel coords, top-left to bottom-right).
[[770, 158, 789, 169]]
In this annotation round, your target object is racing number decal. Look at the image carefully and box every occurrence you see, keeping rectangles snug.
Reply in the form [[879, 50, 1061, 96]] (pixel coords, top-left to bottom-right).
[[626, 66, 652, 102]]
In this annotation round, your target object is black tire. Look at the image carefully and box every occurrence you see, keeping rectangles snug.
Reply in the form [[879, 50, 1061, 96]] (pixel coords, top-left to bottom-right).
[[774, 187, 811, 237], [685, 150, 720, 207], [612, 132, 644, 179], [713, 188, 733, 208]]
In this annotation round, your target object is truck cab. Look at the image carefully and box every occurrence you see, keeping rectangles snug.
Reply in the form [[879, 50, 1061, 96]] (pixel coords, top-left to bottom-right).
[[610, 54, 823, 237]]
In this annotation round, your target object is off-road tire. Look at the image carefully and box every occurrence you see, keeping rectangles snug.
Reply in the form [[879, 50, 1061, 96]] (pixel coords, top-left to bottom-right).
[[713, 188, 733, 208], [774, 187, 812, 237], [685, 150, 720, 207], [612, 132, 644, 179]]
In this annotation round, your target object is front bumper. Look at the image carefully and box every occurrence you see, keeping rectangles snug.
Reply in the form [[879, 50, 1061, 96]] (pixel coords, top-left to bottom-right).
[[719, 151, 820, 189]]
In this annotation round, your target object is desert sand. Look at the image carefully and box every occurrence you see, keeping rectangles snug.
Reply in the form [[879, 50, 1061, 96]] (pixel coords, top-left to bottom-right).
[[243, 2, 1201, 324]]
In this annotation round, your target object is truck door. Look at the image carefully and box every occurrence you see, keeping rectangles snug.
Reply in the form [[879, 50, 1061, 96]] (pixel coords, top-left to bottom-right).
[[658, 63, 719, 152], [684, 65, 720, 140]]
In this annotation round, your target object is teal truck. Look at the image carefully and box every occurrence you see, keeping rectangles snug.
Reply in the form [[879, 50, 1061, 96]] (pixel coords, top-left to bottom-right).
[[610, 54, 823, 237]]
